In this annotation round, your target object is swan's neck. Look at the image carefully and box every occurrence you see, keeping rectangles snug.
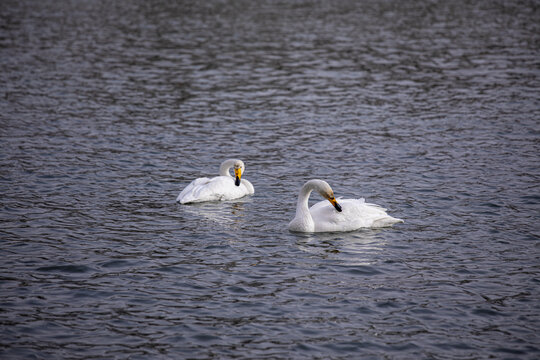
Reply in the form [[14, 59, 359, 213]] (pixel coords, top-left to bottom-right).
[[219, 160, 235, 177], [296, 187, 312, 213], [294, 186, 314, 225], [290, 180, 333, 232]]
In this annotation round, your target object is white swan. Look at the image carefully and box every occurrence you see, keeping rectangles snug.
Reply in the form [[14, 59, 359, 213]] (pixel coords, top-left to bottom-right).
[[176, 159, 254, 204], [288, 179, 403, 233]]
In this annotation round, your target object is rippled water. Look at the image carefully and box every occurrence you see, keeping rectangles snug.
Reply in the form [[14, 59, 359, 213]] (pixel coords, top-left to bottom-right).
[[1, 0, 539, 358]]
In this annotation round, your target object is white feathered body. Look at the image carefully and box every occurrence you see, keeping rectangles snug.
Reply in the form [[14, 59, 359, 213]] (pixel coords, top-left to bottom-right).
[[176, 176, 254, 204], [289, 196, 403, 233], [309, 198, 403, 232]]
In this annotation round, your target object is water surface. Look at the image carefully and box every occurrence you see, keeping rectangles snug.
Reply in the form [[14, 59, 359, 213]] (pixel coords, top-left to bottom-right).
[[1, 0, 539, 358]]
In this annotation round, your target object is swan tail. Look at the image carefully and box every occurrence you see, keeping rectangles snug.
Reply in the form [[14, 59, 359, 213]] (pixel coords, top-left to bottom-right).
[[372, 216, 404, 227], [176, 177, 211, 203]]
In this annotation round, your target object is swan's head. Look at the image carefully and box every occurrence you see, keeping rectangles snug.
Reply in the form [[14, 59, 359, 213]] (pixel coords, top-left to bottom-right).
[[219, 159, 247, 185], [233, 160, 245, 186], [322, 191, 342, 212], [307, 179, 343, 212]]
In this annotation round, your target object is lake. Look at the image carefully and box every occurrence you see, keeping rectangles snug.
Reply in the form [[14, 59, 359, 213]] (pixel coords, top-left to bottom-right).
[[1, 0, 539, 358]]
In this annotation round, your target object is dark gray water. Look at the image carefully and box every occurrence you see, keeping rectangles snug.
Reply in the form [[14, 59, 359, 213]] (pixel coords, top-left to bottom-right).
[[1, 0, 539, 358]]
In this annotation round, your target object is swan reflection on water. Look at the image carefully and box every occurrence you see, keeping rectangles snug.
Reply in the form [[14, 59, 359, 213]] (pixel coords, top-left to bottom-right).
[[295, 229, 388, 266], [180, 200, 247, 229]]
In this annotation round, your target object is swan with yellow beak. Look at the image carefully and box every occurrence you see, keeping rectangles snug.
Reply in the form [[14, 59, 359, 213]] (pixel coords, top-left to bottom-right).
[[177, 159, 254, 204], [288, 179, 402, 232]]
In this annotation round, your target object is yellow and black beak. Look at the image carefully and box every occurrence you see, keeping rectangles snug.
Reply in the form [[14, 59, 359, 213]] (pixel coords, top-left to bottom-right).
[[329, 197, 342, 212], [234, 168, 241, 186]]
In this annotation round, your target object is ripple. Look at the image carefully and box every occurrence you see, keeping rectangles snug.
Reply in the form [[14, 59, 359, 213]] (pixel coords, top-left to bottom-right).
[[35, 265, 95, 274], [1, 0, 539, 359]]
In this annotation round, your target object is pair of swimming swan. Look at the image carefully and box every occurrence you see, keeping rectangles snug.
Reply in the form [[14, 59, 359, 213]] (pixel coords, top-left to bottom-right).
[[177, 159, 403, 233]]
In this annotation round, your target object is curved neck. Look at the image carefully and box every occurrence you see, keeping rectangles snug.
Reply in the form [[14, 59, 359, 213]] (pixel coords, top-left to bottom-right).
[[296, 185, 314, 219], [219, 160, 236, 177]]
